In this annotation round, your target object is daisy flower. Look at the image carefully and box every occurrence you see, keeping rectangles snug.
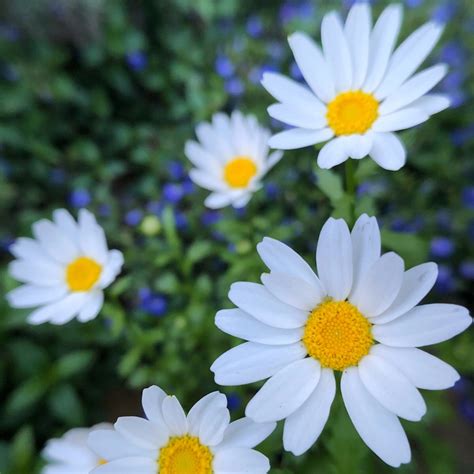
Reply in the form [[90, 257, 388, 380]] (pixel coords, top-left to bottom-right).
[[262, 3, 450, 170], [211, 214, 472, 467], [89, 385, 275, 473], [42, 423, 113, 474], [6, 209, 123, 325], [185, 111, 283, 209]]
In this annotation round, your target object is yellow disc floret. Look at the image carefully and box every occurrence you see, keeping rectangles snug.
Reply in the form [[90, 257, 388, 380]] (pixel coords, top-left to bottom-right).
[[223, 156, 257, 188], [65, 256, 102, 292], [158, 435, 213, 474], [326, 91, 379, 136], [303, 300, 373, 371]]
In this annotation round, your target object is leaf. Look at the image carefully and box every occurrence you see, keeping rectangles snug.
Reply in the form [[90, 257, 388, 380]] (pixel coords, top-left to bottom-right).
[[314, 168, 345, 206], [55, 351, 95, 379], [381, 230, 429, 267], [48, 384, 84, 425]]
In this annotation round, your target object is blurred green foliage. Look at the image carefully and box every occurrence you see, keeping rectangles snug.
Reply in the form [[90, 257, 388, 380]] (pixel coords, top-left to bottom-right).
[[0, 0, 472, 472]]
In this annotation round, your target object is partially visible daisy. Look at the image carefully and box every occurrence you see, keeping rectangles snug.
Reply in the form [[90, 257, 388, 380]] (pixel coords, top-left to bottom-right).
[[185, 111, 283, 209], [211, 214, 471, 467], [89, 385, 275, 473], [42, 423, 113, 474], [262, 3, 449, 170], [7, 209, 123, 325]]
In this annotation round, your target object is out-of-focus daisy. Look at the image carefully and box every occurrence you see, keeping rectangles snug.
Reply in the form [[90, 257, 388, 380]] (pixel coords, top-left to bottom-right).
[[211, 214, 471, 467], [7, 209, 123, 325], [42, 423, 114, 474], [262, 3, 449, 170], [89, 385, 275, 473], [185, 111, 283, 209]]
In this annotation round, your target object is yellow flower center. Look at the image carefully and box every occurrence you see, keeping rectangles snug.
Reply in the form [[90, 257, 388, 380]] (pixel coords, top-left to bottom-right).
[[158, 435, 213, 474], [326, 91, 379, 136], [65, 256, 102, 292], [303, 300, 373, 371], [97, 459, 107, 466], [223, 156, 257, 188]]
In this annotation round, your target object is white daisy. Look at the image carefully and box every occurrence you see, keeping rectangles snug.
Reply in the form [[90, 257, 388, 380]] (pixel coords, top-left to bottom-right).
[[185, 111, 283, 209], [41, 423, 113, 474], [6, 208, 123, 325], [262, 3, 450, 170], [88, 385, 275, 474], [211, 214, 472, 467]]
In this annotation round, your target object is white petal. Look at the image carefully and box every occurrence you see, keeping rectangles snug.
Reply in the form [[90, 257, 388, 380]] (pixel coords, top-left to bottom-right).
[[372, 262, 438, 324], [261, 272, 321, 311], [375, 22, 444, 100], [198, 406, 230, 447], [184, 140, 221, 172], [343, 133, 373, 160], [231, 192, 253, 209], [205, 192, 234, 209], [99, 250, 124, 289], [283, 368, 335, 456], [269, 128, 333, 150], [9, 258, 63, 287], [321, 11, 352, 92], [220, 418, 276, 449], [211, 342, 306, 386], [188, 392, 227, 437], [372, 304, 472, 347], [341, 367, 411, 468], [27, 292, 88, 325], [316, 218, 352, 300], [141, 385, 168, 427], [350, 252, 404, 318], [363, 4, 403, 92], [287, 32, 335, 103], [379, 64, 448, 115], [261, 72, 323, 111], [372, 108, 429, 132], [78, 209, 108, 264], [114, 417, 167, 450], [267, 103, 326, 130], [317, 137, 349, 169], [91, 457, 156, 474], [266, 150, 284, 171], [370, 345, 460, 390], [162, 396, 188, 436], [358, 354, 426, 421], [87, 429, 151, 461], [228, 282, 307, 329], [77, 291, 103, 323], [350, 215, 381, 299], [246, 358, 320, 422], [257, 237, 324, 291], [52, 209, 79, 243], [215, 309, 303, 345], [409, 93, 450, 116], [32, 219, 78, 264], [195, 122, 232, 161], [345, 2, 371, 89], [6, 284, 67, 308], [369, 132, 406, 171], [213, 447, 270, 473], [189, 169, 225, 192], [9, 237, 47, 261]]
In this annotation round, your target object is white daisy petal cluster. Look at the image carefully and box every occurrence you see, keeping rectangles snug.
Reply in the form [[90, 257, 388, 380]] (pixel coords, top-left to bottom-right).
[[88, 385, 276, 474], [7, 209, 123, 325], [185, 111, 283, 209], [42, 423, 113, 474], [211, 214, 472, 467], [262, 3, 450, 170]]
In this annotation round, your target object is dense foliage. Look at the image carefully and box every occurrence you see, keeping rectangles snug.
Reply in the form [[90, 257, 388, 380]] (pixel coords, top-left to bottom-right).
[[0, 0, 472, 472]]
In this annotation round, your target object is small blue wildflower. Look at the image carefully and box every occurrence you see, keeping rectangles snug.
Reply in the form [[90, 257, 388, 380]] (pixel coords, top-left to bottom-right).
[[174, 211, 188, 230], [266, 41, 285, 61], [225, 78, 245, 97], [69, 188, 91, 208], [126, 51, 147, 71], [290, 62, 303, 81], [462, 186, 474, 209], [432, 3, 457, 24], [125, 209, 143, 227], [182, 178, 195, 195], [138, 288, 167, 317], [49, 168, 66, 184], [226, 393, 241, 412], [434, 264, 455, 293], [246, 16, 263, 38], [167, 161, 186, 180], [147, 200, 163, 216], [201, 210, 221, 226], [215, 54, 235, 78], [98, 204, 111, 217], [265, 182, 280, 199], [405, 0, 423, 7], [163, 183, 185, 204], [459, 398, 474, 425], [430, 236, 455, 259], [459, 261, 474, 280]]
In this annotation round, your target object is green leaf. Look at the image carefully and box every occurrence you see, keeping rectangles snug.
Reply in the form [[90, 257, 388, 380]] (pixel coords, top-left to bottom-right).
[[381, 230, 429, 267], [48, 384, 84, 425], [11, 425, 35, 474], [314, 168, 345, 206], [55, 350, 95, 379]]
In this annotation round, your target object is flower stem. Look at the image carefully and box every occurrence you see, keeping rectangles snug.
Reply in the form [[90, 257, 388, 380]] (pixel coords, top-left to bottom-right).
[[345, 159, 356, 224]]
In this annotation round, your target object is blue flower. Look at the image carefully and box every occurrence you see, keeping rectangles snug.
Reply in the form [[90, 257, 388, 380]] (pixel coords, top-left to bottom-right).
[[246, 16, 264, 38], [430, 237, 455, 259], [201, 211, 221, 226], [432, 3, 457, 24], [69, 188, 91, 208], [126, 51, 147, 71], [459, 261, 474, 281], [226, 392, 241, 411], [167, 161, 186, 180], [405, 0, 424, 7], [147, 200, 163, 216], [138, 288, 167, 317], [225, 78, 245, 97], [462, 186, 474, 209], [265, 182, 280, 199], [174, 211, 188, 230], [49, 168, 66, 184], [434, 264, 455, 293], [163, 183, 185, 204], [215, 54, 235, 78], [125, 209, 143, 227]]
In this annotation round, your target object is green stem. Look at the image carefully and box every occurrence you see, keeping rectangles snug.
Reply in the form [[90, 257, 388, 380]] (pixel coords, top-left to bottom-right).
[[345, 159, 356, 224]]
